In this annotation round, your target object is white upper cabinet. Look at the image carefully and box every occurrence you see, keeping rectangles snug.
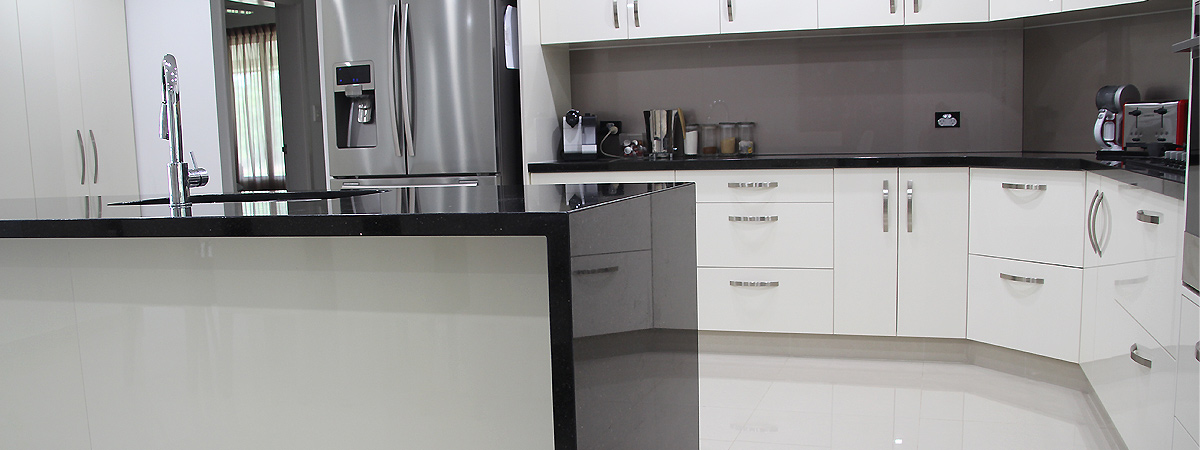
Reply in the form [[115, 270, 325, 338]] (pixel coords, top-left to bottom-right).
[[1062, 0, 1143, 12], [0, 0, 36, 200], [540, 0, 720, 44], [991, 0, 1062, 21], [719, 0, 818, 34], [904, 0, 989, 25], [818, 0, 905, 28], [72, 0, 139, 197], [819, 0, 987, 28], [625, 0, 721, 40], [541, 0, 630, 44]]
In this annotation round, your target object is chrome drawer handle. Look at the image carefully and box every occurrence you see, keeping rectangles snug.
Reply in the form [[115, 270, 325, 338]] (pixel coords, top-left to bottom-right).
[[1001, 183, 1048, 191], [1130, 344, 1152, 369], [730, 281, 779, 287], [1136, 210, 1161, 224], [729, 215, 778, 222], [573, 266, 619, 276], [727, 181, 779, 188], [999, 273, 1044, 285]]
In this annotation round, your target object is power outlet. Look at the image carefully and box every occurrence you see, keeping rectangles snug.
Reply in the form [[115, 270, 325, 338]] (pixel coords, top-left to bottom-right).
[[935, 112, 961, 128], [598, 121, 622, 156]]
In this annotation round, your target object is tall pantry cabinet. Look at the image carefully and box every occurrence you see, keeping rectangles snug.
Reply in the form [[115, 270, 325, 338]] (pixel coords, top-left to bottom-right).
[[10, 0, 139, 204], [0, 0, 36, 200]]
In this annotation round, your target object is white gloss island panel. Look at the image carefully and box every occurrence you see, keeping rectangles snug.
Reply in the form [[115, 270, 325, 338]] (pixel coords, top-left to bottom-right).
[[1, 237, 555, 450], [969, 168, 1087, 268], [0, 240, 91, 450], [697, 267, 833, 333], [966, 254, 1083, 362]]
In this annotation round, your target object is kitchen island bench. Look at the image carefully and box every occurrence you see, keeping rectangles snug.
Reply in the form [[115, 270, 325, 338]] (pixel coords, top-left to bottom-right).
[[0, 183, 698, 450]]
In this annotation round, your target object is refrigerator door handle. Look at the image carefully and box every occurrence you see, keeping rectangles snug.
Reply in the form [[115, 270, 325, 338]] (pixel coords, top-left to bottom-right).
[[389, 3, 403, 159], [399, 3, 416, 158]]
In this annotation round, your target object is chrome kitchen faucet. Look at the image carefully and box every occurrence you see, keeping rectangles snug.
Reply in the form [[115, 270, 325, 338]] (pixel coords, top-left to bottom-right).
[[160, 54, 208, 212]]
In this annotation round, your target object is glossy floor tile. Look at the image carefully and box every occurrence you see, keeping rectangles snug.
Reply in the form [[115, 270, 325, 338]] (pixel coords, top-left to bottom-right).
[[699, 354, 1118, 450]]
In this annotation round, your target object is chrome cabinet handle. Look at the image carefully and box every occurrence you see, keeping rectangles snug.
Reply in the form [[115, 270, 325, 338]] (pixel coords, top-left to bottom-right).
[[729, 215, 779, 222], [1001, 182, 1048, 191], [89, 130, 98, 183], [400, 3, 415, 157], [76, 130, 87, 185], [1136, 210, 1161, 224], [882, 180, 890, 232], [633, 0, 640, 27], [1096, 192, 1108, 256], [612, 0, 620, 28], [1129, 344, 1152, 369], [574, 266, 619, 276], [890, 0, 896, 14], [727, 182, 778, 188], [727, 0, 734, 21], [999, 273, 1044, 285], [730, 281, 779, 287], [913, 0, 920, 13], [1088, 190, 1101, 256], [906, 180, 913, 233]]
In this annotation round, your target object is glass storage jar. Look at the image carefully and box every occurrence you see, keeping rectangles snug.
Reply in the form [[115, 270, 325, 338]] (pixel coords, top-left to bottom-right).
[[718, 122, 737, 156], [737, 122, 756, 156], [699, 124, 719, 157]]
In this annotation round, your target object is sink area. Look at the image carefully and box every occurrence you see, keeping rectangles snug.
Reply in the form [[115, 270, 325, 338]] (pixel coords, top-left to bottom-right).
[[109, 189, 387, 206]]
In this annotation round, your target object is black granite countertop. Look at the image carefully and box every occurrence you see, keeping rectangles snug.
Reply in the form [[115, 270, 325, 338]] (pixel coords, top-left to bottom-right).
[[0, 183, 690, 239], [529, 153, 1187, 200]]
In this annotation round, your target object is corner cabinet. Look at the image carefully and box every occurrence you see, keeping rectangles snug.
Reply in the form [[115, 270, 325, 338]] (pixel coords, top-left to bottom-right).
[[832, 168, 970, 337], [15, 0, 139, 201]]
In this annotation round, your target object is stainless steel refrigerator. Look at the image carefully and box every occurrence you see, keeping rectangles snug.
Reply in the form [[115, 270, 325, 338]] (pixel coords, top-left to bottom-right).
[[317, 0, 521, 190]]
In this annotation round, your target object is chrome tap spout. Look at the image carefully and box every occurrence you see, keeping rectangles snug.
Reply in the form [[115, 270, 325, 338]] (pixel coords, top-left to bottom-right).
[[161, 54, 208, 209]]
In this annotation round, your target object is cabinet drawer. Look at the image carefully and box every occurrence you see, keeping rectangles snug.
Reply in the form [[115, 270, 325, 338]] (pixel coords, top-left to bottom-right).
[[966, 255, 1082, 362], [676, 169, 832, 203], [528, 170, 674, 185], [697, 267, 833, 333], [968, 168, 1087, 267], [696, 202, 833, 268], [1096, 258, 1181, 354], [1089, 178, 1185, 266], [1085, 295, 1177, 450], [570, 250, 652, 338]]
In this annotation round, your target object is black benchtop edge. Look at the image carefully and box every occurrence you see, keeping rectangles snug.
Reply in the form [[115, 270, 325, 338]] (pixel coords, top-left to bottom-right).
[[527, 155, 1111, 173], [0, 212, 571, 239]]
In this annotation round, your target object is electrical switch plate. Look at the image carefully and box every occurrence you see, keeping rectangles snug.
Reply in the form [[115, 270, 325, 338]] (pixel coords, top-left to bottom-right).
[[936, 112, 961, 128]]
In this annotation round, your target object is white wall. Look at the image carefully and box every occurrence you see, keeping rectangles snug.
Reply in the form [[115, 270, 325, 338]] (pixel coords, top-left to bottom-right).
[[516, 0, 571, 183], [124, 0, 226, 195]]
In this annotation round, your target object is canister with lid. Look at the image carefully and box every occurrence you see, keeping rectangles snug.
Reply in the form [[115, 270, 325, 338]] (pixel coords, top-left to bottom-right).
[[737, 122, 756, 156], [718, 122, 738, 156]]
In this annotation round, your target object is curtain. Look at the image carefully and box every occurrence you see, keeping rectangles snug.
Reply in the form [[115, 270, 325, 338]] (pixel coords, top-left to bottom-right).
[[228, 25, 285, 191]]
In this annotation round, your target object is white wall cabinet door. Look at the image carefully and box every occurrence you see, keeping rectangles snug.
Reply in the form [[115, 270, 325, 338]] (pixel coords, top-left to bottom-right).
[[540, 0, 630, 44], [991, 0, 1062, 21], [903, 0, 989, 25], [0, 0, 36, 200], [719, 0, 817, 34], [18, 0, 89, 200], [833, 168, 899, 336], [896, 168, 969, 338], [73, 0, 139, 197], [819, 0, 904, 28], [626, 0, 721, 40], [1063, 0, 1144, 12]]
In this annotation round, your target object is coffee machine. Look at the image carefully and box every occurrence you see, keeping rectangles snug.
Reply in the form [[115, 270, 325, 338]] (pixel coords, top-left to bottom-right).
[[333, 61, 377, 149], [562, 109, 598, 160]]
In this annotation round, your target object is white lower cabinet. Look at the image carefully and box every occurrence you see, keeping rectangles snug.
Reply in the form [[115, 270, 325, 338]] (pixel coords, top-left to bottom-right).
[[1098, 258, 1184, 358], [1086, 173, 1185, 267], [697, 202, 833, 268], [966, 254, 1083, 362], [1085, 293, 1177, 450], [969, 168, 1087, 268], [697, 267, 833, 333], [528, 170, 676, 185], [678, 169, 832, 203], [833, 168, 968, 337]]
